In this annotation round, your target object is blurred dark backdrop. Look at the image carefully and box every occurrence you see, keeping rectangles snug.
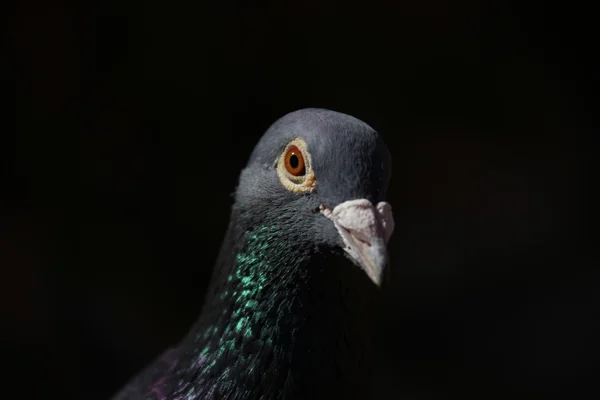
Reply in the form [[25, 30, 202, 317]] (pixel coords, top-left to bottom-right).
[[2, 1, 594, 399]]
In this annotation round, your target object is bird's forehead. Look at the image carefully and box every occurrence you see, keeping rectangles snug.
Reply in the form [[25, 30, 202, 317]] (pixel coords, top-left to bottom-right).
[[249, 109, 387, 165]]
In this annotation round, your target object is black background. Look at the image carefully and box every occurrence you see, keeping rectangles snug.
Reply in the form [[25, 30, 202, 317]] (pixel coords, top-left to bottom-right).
[[2, 1, 594, 399]]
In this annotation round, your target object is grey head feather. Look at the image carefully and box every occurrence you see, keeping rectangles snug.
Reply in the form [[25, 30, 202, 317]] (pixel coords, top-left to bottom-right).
[[244, 108, 391, 204]]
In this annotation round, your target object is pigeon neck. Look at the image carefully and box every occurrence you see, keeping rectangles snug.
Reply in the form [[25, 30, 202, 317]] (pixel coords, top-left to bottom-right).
[[172, 219, 377, 399]]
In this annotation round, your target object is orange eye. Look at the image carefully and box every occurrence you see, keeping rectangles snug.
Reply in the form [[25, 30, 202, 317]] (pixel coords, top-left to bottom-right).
[[284, 145, 306, 176]]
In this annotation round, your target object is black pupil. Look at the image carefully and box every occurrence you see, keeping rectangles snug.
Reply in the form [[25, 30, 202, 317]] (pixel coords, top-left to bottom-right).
[[289, 153, 299, 169]]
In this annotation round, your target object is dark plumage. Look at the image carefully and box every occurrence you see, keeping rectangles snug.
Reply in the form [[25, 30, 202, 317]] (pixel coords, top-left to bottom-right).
[[111, 109, 394, 400]]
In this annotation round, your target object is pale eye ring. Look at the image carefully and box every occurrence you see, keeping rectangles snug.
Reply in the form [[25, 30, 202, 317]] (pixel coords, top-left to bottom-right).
[[276, 138, 315, 192]]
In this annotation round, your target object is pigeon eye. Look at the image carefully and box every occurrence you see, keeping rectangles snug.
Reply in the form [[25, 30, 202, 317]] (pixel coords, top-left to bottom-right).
[[284, 146, 306, 176], [276, 138, 316, 193]]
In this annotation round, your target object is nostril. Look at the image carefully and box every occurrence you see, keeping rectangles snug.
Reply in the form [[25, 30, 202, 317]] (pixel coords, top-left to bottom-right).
[[343, 227, 372, 247], [357, 237, 372, 247]]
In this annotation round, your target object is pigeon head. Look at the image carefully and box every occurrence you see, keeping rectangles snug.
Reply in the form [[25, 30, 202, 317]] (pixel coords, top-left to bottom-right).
[[234, 108, 394, 286]]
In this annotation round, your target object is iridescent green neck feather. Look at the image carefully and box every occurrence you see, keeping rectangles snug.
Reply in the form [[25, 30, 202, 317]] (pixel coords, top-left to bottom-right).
[[168, 216, 377, 400]]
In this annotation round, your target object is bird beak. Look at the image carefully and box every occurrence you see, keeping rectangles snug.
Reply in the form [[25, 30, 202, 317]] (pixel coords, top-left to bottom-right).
[[320, 199, 394, 287]]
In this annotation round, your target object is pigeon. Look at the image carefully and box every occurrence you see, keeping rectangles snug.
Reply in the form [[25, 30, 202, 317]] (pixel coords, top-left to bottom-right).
[[111, 108, 395, 400]]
